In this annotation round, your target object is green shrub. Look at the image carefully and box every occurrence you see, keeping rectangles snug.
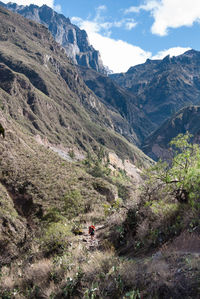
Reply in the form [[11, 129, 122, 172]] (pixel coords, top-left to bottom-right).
[[61, 268, 84, 298], [40, 222, 72, 255], [63, 190, 84, 219], [144, 133, 200, 204], [68, 149, 75, 159], [42, 207, 65, 223]]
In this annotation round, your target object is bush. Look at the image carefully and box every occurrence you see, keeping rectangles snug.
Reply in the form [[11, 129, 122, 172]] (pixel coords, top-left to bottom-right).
[[63, 190, 84, 220], [40, 222, 72, 255], [42, 207, 65, 223], [143, 133, 200, 204]]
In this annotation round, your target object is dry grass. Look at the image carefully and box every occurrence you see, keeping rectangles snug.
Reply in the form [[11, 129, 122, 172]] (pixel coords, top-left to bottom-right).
[[1, 273, 16, 290], [23, 258, 52, 286], [161, 231, 200, 254], [82, 250, 114, 277]]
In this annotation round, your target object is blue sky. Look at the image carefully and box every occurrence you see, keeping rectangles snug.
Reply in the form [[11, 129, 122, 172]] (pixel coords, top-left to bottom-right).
[[2, 0, 200, 72]]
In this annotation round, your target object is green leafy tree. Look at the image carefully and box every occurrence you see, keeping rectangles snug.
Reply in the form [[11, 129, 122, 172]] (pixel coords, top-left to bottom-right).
[[144, 133, 200, 203]]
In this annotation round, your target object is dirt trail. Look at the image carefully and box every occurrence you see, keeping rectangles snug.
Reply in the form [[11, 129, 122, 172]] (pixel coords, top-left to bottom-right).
[[78, 225, 104, 251]]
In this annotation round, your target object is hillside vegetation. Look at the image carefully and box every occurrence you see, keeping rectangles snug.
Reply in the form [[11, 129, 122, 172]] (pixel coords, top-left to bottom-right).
[[1, 113, 200, 298]]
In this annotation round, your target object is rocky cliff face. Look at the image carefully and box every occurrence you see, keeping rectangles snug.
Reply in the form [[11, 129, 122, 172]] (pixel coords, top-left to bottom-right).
[[0, 1, 107, 73], [142, 105, 200, 160], [78, 66, 155, 145], [111, 50, 200, 128]]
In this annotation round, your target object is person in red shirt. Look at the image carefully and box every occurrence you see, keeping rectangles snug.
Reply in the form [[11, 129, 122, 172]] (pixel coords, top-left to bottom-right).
[[88, 225, 95, 239]]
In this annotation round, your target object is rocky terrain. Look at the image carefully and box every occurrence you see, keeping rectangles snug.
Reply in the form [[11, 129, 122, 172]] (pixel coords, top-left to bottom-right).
[[0, 3, 148, 275], [4, 2, 200, 150], [0, 1, 107, 73], [0, 3, 150, 262], [111, 50, 200, 128], [78, 66, 155, 145]]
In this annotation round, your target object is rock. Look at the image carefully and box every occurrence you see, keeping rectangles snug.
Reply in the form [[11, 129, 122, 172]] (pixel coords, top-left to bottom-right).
[[110, 49, 200, 139], [1, 2, 107, 74], [92, 179, 118, 203]]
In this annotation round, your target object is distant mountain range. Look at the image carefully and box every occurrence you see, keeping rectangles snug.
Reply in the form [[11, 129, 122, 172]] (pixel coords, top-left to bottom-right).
[[0, 1, 107, 74], [78, 66, 155, 145], [111, 50, 200, 128]]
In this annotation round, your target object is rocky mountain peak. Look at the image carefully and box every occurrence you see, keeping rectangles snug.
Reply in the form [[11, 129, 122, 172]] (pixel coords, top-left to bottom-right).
[[111, 49, 200, 129], [0, 1, 107, 73]]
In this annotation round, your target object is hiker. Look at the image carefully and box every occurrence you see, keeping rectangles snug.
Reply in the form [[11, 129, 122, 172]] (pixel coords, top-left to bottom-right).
[[0, 123, 5, 138], [88, 225, 95, 240]]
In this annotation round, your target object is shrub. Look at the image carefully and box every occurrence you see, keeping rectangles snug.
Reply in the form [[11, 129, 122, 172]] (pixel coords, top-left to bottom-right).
[[40, 222, 72, 255], [42, 207, 65, 223], [68, 149, 75, 159], [63, 190, 84, 220], [143, 133, 200, 204]]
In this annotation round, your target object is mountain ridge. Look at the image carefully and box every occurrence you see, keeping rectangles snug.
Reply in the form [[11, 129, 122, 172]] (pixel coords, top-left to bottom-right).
[[0, 1, 107, 73], [142, 105, 200, 160], [110, 49, 200, 128]]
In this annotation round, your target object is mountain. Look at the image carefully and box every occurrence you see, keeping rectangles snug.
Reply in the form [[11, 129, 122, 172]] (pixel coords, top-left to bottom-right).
[[78, 66, 155, 145], [142, 105, 200, 160], [0, 4, 152, 263], [110, 50, 200, 128], [0, 4, 153, 164], [0, 1, 107, 73]]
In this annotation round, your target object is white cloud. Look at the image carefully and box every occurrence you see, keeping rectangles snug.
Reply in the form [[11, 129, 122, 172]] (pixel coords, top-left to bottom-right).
[[151, 0, 200, 36], [152, 47, 191, 59], [71, 7, 144, 73], [94, 35, 151, 73], [125, 20, 137, 30], [125, 0, 200, 36], [71, 17, 151, 73], [72, 15, 191, 72], [124, 1, 158, 14], [96, 5, 107, 12], [1, 0, 54, 7]]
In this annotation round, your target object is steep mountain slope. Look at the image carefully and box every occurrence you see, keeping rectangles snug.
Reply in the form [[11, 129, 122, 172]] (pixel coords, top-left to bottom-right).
[[0, 5, 150, 164], [111, 50, 200, 127], [142, 105, 200, 160], [0, 1, 107, 73], [78, 66, 155, 145]]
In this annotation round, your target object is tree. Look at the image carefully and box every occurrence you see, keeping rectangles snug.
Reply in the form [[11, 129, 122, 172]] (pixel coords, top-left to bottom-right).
[[144, 133, 200, 203]]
